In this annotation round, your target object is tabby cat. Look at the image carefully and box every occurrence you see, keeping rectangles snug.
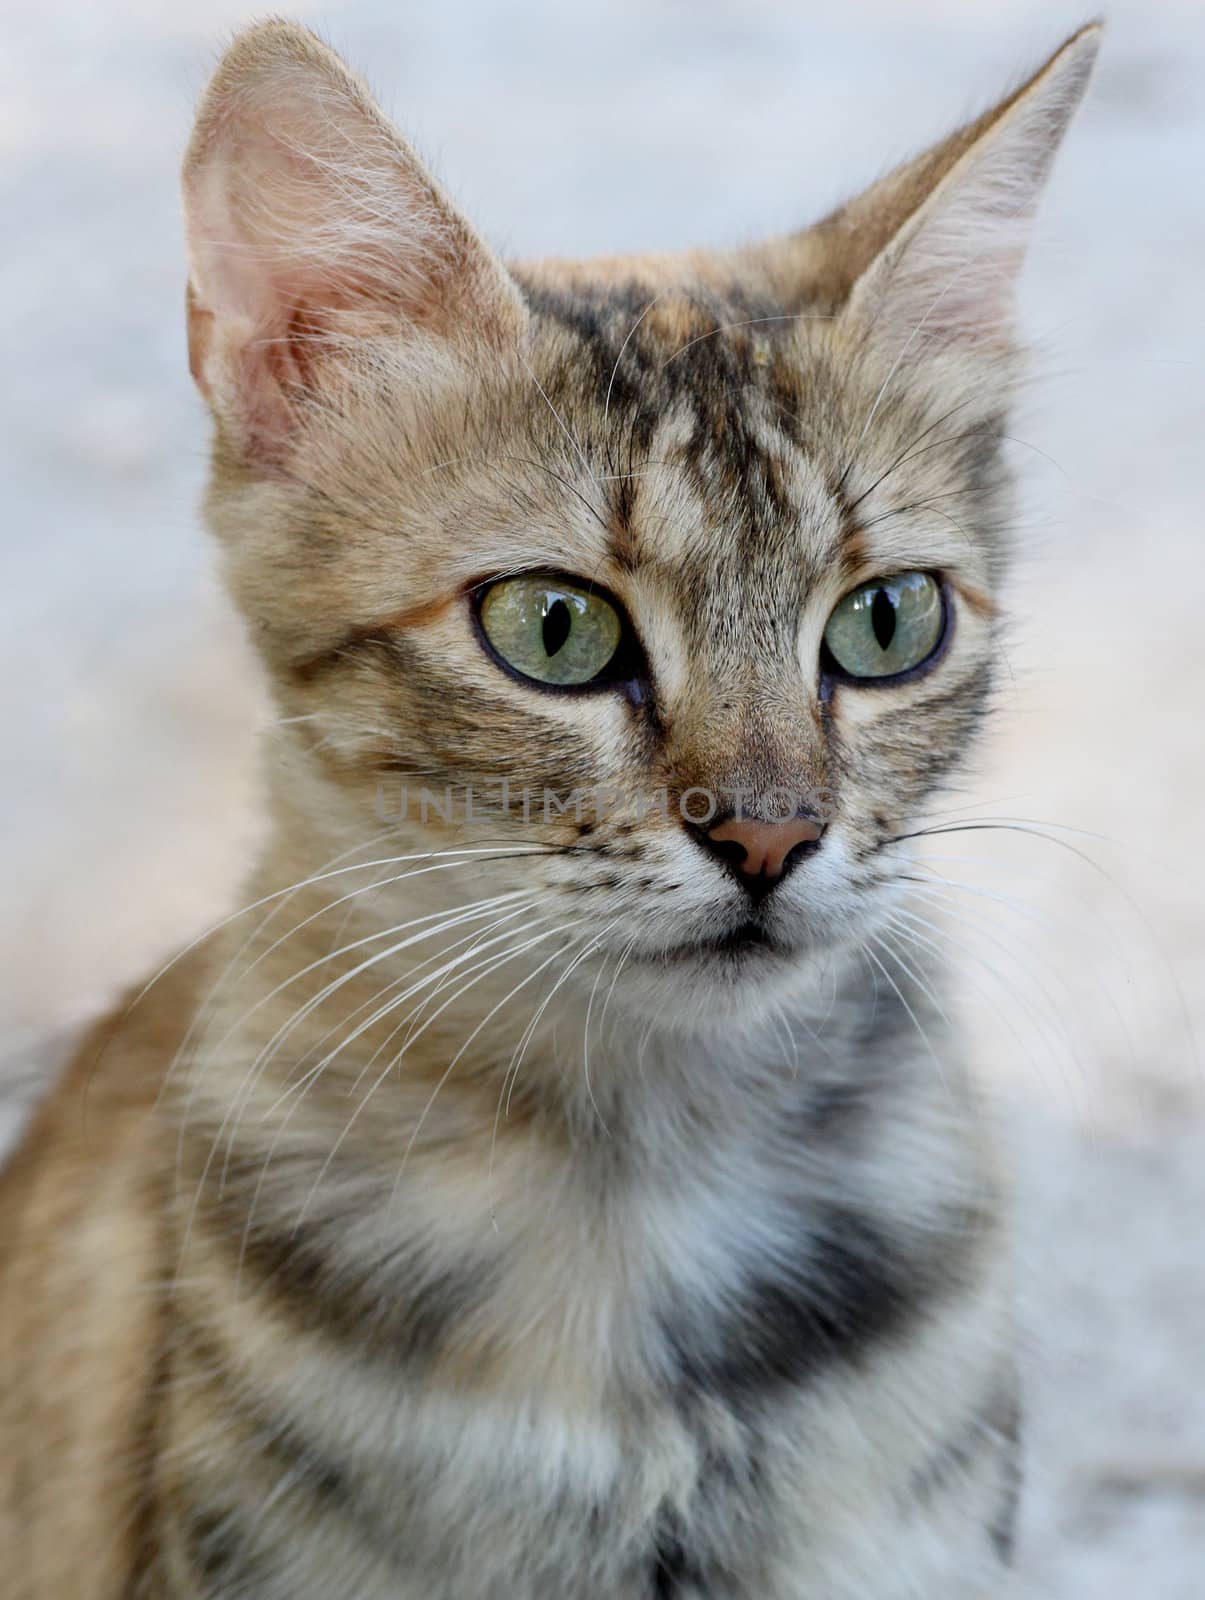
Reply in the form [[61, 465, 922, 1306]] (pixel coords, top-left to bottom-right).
[[0, 20, 1100, 1598]]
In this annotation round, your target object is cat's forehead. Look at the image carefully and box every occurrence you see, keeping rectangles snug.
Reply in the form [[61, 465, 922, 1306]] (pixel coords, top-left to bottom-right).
[[516, 273, 809, 388], [514, 272, 823, 445], [511, 273, 858, 606]]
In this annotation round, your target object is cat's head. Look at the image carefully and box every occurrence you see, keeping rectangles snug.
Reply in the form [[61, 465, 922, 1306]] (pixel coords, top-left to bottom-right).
[[183, 21, 1097, 1031]]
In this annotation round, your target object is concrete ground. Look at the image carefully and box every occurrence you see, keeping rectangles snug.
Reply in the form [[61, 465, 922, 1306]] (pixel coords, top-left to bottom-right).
[[4, 1, 1204, 1591]]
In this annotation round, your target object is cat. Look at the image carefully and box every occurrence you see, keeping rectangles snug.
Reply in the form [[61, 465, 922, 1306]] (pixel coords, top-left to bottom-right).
[[0, 18, 1100, 1598]]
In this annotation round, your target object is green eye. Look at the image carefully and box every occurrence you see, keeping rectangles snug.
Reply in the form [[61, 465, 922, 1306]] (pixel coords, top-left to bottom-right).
[[823, 572, 946, 681], [477, 573, 625, 687]]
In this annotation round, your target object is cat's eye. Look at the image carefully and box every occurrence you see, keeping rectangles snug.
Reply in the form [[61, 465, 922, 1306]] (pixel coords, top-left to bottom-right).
[[822, 572, 946, 683], [476, 573, 629, 689]]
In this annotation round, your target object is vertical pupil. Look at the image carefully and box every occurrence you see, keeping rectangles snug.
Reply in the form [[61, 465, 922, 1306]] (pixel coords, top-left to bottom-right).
[[542, 597, 573, 657], [870, 588, 896, 651]]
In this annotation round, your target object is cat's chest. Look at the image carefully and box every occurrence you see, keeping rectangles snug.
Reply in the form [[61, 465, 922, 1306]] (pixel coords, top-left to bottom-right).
[[284, 1109, 939, 1470], [424, 1109, 866, 1403], [179, 1065, 1005, 1598], [224, 1170, 1005, 1600]]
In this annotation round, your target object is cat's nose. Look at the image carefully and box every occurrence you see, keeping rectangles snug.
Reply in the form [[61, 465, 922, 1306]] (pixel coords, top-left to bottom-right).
[[697, 813, 825, 898]]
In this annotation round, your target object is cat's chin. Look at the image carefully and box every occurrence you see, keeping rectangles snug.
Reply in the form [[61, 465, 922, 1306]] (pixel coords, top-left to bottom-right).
[[639, 921, 795, 966], [610, 925, 822, 1031]]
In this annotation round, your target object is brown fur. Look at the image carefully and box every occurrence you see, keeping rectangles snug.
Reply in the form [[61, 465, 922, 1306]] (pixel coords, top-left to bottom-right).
[[1, 20, 1099, 1598], [0, 973, 192, 1596]]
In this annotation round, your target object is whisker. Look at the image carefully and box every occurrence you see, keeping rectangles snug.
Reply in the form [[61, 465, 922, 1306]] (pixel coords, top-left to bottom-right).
[[380, 921, 594, 1226], [861, 935, 951, 1097], [660, 312, 832, 368], [522, 357, 603, 507], [168, 825, 406, 1194], [344, 902, 553, 1096], [597, 935, 638, 1049], [488, 925, 600, 1221], [135, 842, 561, 1014], [842, 399, 981, 513], [194, 864, 556, 1129], [180, 891, 539, 1254], [293, 897, 543, 1077], [265, 899, 544, 1117], [577, 926, 624, 1134], [893, 819, 1199, 1077], [604, 294, 660, 431], [883, 903, 1084, 1109], [283, 918, 577, 1239], [234, 907, 555, 1272], [898, 876, 1127, 1092]]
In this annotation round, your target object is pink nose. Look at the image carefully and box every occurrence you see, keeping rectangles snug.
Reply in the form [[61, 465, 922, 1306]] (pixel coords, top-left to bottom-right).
[[705, 815, 824, 882]]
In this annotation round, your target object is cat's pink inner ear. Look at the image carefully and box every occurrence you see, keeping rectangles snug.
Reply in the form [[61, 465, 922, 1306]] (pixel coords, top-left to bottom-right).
[[844, 24, 1101, 351], [181, 21, 525, 460]]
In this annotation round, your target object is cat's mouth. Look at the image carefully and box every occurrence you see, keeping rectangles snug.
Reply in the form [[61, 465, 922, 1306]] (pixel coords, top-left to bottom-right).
[[644, 920, 793, 966]]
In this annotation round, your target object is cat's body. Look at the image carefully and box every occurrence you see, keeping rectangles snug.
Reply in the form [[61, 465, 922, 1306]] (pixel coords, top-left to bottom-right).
[[3, 928, 1013, 1599], [0, 20, 1099, 1598]]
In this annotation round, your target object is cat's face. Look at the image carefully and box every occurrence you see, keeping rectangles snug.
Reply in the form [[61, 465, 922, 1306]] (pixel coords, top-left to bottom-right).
[[185, 22, 1093, 1031], [216, 281, 1004, 1026]]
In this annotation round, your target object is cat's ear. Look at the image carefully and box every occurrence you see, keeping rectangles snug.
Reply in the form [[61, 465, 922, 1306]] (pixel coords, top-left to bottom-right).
[[757, 24, 1100, 352], [843, 24, 1100, 349], [182, 21, 527, 461]]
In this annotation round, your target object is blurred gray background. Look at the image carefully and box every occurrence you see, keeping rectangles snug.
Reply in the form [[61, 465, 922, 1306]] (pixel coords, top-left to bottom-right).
[[3, 0, 1204, 1592]]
